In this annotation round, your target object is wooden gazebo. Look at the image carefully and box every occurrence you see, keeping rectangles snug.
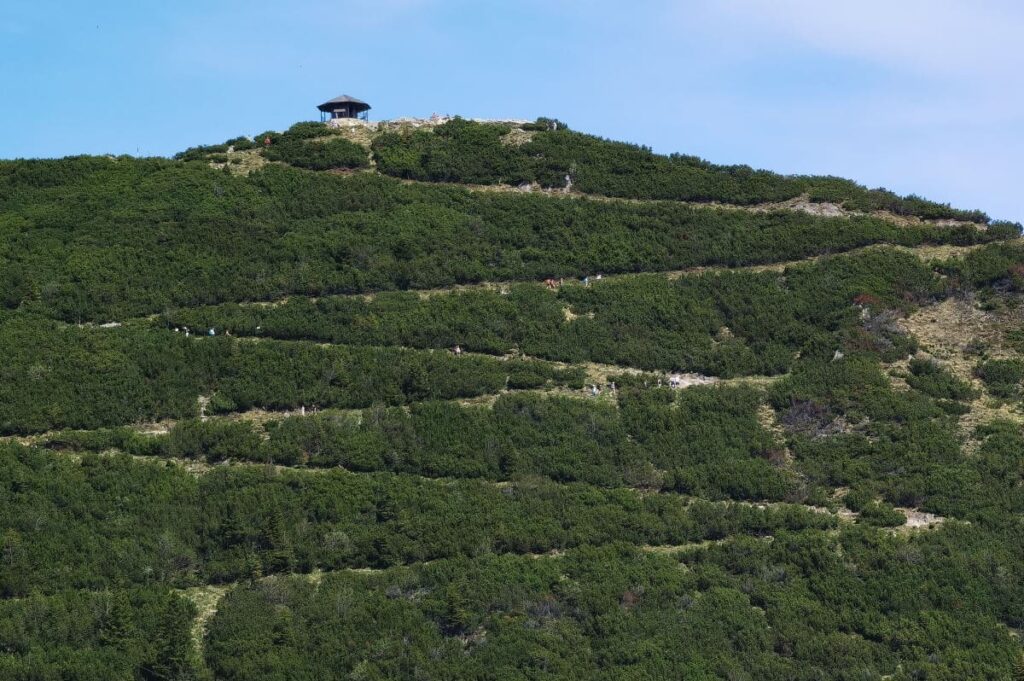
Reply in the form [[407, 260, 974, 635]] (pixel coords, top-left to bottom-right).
[[317, 95, 371, 121]]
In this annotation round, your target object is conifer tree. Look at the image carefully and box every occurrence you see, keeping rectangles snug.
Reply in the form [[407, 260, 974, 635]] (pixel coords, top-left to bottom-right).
[[441, 582, 473, 635], [99, 591, 137, 648], [263, 508, 295, 573], [144, 596, 197, 681]]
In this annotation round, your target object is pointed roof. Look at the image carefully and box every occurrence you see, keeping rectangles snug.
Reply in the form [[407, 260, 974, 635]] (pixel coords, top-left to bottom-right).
[[317, 95, 371, 112]]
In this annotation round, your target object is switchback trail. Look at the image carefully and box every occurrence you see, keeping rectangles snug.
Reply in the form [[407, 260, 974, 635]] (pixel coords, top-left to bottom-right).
[[115, 241, 990, 318]]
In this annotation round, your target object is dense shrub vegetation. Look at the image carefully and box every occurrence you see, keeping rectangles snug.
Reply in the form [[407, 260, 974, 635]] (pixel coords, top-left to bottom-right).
[[372, 119, 994, 221], [0, 314, 580, 434], [178, 122, 369, 171], [2, 154, 1004, 324], [174, 136, 254, 162], [2, 121, 1022, 679], [162, 248, 948, 376], [202, 539, 1022, 680], [42, 387, 797, 501], [938, 240, 1024, 289], [906, 357, 976, 401], [263, 136, 368, 171], [0, 444, 833, 597], [976, 358, 1024, 399], [0, 588, 198, 680], [259, 123, 369, 170], [770, 355, 1024, 523]]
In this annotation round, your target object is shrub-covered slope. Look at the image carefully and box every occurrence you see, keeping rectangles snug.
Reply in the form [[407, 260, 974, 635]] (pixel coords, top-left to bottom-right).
[[1, 120, 1023, 680]]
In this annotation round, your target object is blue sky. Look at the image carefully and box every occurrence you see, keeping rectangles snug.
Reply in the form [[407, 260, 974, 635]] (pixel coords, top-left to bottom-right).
[[2, 0, 1022, 221]]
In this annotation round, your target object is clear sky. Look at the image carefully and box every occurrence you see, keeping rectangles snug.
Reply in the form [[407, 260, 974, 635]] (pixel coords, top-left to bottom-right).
[[2, 0, 1022, 221]]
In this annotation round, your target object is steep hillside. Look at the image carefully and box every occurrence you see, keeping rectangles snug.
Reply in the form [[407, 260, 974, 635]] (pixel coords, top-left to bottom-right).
[[1, 118, 1022, 680]]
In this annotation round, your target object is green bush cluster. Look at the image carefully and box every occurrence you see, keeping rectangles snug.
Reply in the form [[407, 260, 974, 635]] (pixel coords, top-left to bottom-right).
[[175, 135, 257, 161], [202, 539, 1022, 680], [176, 122, 365, 170], [373, 118, 533, 184], [3, 120, 1022, 679], [371, 118, 994, 221], [0, 444, 833, 597], [0, 314, 580, 434], [856, 500, 907, 527], [262, 124, 369, 171], [49, 387, 795, 501], [4, 155, 1000, 323], [0, 588, 198, 680], [1007, 326, 1024, 354], [772, 354, 1024, 523], [976, 358, 1024, 399], [906, 358, 975, 401], [938, 241, 1024, 290], [162, 248, 947, 377]]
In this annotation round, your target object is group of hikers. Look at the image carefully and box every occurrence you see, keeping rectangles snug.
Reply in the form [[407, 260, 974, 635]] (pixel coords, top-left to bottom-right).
[[173, 326, 230, 338], [544, 273, 604, 290], [174, 325, 267, 337]]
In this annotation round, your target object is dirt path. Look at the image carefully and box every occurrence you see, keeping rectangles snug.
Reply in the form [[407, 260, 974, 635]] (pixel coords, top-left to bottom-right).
[[896, 508, 946, 531], [0, 388, 568, 450], [400, 180, 988, 230], [300, 118, 989, 230], [14, 238, 998, 452]]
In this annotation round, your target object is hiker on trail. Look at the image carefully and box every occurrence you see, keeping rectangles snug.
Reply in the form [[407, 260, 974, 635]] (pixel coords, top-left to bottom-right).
[[591, 384, 600, 396], [583, 276, 590, 287], [184, 326, 190, 337], [453, 344, 462, 355], [610, 381, 616, 393], [208, 328, 215, 336]]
